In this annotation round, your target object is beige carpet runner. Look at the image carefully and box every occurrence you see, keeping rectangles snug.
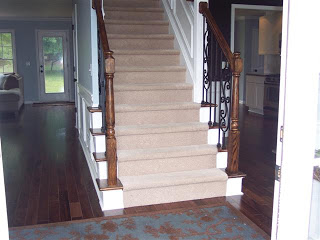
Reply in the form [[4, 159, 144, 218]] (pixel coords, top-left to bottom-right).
[[103, 0, 228, 208]]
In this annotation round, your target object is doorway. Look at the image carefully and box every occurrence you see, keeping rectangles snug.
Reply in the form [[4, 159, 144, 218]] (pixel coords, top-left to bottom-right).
[[37, 30, 71, 102], [230, 4, 283, 235]]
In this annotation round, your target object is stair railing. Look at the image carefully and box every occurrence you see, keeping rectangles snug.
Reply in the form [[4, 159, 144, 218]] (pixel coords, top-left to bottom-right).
[[199, 2, 243, 175], [93, 0, 119, 187]]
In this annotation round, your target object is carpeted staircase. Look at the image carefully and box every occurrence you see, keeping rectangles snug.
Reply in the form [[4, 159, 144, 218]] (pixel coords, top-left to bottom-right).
[[93, 0, 228, 208]]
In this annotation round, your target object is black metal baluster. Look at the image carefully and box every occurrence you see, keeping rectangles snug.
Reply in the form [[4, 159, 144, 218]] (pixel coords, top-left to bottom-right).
[[217, 46, 222, 149], [202, 17, 207, 105], [220, 54, 232, 150], [212, 38, 218, 127]]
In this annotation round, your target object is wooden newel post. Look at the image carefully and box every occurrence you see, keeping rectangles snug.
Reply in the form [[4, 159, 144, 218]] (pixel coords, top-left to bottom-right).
[[226, 52, 243, 175], [105, 51, 117, 186]]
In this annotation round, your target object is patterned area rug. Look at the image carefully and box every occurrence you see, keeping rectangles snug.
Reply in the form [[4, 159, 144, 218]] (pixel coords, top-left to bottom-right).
[[9, 203, 269, 240]]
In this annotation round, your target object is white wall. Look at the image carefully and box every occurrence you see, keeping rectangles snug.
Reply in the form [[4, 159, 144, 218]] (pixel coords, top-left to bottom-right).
[[74, 0, 99, 106], [0, 0, 72, 18]]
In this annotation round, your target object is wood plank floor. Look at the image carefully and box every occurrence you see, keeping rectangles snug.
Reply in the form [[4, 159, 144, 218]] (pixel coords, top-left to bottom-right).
[[0, 104, 103, 227], [0, 104, 276, 237]]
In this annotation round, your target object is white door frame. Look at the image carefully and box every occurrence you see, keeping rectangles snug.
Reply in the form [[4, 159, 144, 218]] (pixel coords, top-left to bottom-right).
[[36, 30, 71, 102], [72, 4, 80, 129], [272, 0, 320, 239]]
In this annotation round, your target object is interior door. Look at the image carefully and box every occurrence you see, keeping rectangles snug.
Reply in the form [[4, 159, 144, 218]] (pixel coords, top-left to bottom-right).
[[271, 0, 320, 239], [37, 30, 70, 102]]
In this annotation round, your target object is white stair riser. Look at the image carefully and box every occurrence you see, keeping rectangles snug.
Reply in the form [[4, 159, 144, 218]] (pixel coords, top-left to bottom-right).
[[114, 89, 192, 104], [113, 53, 179, 66], [114, 70, 185, 84], [104, 0, 160, 8], [94, 135, 106, 153], [109, 38, 174, 50], [119, 154, 216, 176], [105, 23, 169, 34], [122, 181, 227, 208], [106, 11, 163, 21], [96, 161, 108, 179], [92, 112, 102, 129]]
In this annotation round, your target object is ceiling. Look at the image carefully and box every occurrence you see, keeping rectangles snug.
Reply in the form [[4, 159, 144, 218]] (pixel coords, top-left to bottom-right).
[[0, 0, 72, 18]]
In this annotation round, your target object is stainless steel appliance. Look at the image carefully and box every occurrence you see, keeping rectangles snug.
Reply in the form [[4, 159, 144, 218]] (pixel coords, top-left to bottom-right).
[[264, 74, 280, 117]]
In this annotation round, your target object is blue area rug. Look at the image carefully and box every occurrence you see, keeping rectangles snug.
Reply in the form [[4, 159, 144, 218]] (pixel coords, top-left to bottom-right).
[[9, 203, 269, 239]]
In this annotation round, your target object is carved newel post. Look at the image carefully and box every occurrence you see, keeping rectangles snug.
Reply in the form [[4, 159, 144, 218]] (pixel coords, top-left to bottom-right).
[[226, 52, 243, 175], [105, 51, 118, 186]]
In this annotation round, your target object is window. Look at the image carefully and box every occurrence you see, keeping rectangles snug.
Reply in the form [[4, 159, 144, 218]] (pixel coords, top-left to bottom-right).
[[0, 30, 16, 73]]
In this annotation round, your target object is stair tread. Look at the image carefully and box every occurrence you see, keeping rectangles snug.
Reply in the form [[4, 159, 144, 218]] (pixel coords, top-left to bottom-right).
[[94, 144, 216, 162], [113, 49, 179, 55], [105, 7, 163, 12], [88, 102, 199, 114], [114, 82, 192, 91], [120, 168, 228, 191], [116, 122, 208, 136], [118, 144, 217, 161], [116, 65, 186, 72], [116, 102, 200, 112], [108, 34, 174, 39], [105, 19, 169, 25], [90, 122, 208, 136]]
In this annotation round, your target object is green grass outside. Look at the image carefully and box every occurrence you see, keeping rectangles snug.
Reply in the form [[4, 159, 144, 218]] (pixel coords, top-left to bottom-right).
[[44, 63, 64, 93]]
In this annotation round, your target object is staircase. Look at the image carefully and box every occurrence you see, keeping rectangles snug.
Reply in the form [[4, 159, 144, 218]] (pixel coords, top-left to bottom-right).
[[90, 0, 228, 209]]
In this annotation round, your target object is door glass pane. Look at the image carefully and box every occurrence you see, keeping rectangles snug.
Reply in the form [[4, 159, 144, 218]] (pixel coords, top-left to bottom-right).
[[42, 36, 65, 93]]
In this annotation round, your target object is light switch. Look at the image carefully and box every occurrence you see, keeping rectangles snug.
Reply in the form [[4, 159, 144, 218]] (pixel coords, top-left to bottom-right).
[[26, 61, 31, 66]]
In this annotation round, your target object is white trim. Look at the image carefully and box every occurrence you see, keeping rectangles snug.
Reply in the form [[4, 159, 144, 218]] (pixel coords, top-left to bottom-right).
[[0, 17, 71, 22], [78, 131, 102, 204], [78, 83, 93, 106], [230, 4, 282, 52], [173, 0, 193, 58], [0, 29, 17, 74], [162, 0, 194, 77]]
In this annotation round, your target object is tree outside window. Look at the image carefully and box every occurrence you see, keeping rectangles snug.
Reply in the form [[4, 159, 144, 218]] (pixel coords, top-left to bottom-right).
[[0, 32, 14, 73]]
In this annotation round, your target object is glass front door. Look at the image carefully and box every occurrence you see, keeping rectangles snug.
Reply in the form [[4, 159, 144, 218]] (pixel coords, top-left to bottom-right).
[[38, 31, 70, 102]]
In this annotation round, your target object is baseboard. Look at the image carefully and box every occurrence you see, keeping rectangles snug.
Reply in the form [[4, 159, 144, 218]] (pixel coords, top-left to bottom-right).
[[24, 101, 36, 104], [78, 135, 102, 206]]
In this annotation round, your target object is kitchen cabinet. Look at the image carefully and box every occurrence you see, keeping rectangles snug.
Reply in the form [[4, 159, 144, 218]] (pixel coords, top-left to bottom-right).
[[259, 13, 282, 55], [246, 74, 265, 115]]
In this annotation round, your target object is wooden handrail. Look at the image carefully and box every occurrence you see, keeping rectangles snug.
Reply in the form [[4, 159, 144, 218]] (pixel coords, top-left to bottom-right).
[[199, 2, 234, 71], [199, 2, 243, 175], [93, 0, 119, 187]]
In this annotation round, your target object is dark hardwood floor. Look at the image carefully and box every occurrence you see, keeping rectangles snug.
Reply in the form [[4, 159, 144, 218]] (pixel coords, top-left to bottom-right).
[[0, 104, 103, 227], [0, 104, 277, 237]]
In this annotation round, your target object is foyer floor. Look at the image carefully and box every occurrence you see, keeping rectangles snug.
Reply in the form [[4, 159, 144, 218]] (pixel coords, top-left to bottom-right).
[[0, 104, 276, 236], [0, 104, 103, 227]]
